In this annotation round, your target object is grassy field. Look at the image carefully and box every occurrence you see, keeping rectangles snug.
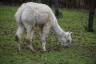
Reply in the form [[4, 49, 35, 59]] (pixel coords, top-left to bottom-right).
[[0, 5, 96, 64]]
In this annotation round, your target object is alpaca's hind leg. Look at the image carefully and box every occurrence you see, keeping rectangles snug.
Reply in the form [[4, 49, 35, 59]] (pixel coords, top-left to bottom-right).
[[26, 25, 36, 52], [15, 25, 25, 52], [40, 24, 51, 51]]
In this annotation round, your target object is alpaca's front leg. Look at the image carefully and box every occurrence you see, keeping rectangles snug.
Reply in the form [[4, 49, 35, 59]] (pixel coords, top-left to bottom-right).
[[41, 36, 46, 51], [41, 24, 51, 51]]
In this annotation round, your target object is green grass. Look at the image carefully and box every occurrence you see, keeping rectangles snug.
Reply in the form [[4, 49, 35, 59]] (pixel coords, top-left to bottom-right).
[[0, 5, 96, 64]]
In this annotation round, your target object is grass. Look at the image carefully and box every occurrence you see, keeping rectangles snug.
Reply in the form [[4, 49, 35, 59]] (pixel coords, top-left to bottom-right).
[[0, 5, 96, 64]]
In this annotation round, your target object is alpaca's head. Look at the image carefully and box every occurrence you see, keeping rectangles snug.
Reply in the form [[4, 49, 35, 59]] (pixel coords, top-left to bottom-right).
[[59, 32, 72, 47]]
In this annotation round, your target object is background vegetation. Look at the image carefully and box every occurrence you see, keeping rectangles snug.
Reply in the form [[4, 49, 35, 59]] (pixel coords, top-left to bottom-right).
[[0, 0, 93, 9]]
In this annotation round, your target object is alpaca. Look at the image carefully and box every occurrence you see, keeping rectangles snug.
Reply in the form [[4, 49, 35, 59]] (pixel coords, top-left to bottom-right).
[[15, 2, 72, 52]]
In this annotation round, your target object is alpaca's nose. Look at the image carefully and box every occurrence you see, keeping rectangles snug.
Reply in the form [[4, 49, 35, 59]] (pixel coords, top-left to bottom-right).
[[67, 40, 70, 43]]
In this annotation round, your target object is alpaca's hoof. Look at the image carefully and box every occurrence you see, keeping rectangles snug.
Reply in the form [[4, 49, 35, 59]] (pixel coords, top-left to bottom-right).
[[43, 50, 47, 52], [43, 49, 47, 52], [64, 45, 70, 48], [31, 49, 37, 53]]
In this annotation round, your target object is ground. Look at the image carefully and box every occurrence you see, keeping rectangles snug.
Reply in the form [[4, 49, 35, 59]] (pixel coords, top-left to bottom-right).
[[0, 5, 96, 64]]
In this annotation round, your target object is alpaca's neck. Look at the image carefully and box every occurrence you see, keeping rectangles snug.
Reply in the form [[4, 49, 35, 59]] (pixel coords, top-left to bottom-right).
[[52, 19, 64, 36]]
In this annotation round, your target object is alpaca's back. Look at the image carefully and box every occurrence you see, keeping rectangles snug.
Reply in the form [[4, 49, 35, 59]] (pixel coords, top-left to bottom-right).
[[15, 2, 55, 26]]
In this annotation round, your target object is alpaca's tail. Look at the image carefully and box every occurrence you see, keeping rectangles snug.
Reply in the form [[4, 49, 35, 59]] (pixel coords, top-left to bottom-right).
[[15, 3, 26, 25]]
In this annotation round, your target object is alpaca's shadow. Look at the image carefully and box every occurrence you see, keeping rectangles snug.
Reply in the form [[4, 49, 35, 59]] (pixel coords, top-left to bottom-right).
[[36, 44, 70, 53]]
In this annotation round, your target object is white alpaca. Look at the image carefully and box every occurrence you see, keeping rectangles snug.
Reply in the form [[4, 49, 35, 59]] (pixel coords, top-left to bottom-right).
[[15, 2, 72, 52]]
